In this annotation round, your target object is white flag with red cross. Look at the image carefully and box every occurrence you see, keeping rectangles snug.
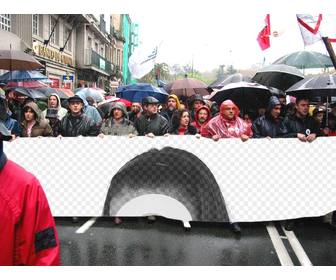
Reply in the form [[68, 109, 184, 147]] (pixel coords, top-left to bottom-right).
[[296, 14, 323, 46]]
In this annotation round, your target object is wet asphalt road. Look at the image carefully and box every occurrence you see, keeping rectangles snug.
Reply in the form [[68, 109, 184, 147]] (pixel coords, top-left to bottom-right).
[[55, 216, 336, 266]]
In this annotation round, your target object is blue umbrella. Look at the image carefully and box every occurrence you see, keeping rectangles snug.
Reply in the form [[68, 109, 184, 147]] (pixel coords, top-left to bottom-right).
[[116, 83, 169, 103], [0, 70, 49, 82]]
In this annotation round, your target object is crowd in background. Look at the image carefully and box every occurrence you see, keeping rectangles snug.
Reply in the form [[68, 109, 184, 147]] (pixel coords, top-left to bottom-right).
[[2, 83, 336, 143]]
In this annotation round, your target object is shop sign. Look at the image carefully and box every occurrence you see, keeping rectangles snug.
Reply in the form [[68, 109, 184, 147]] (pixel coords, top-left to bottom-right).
[[33, 42, 73, 67]]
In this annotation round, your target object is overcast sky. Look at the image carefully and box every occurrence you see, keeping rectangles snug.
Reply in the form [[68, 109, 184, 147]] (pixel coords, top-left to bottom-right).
[[5, 0, 336, 72], [131, 11, 336, 72]]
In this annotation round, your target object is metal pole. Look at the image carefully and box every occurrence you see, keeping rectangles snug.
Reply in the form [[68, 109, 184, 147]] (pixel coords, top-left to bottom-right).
[[322, 37, 336, 70]]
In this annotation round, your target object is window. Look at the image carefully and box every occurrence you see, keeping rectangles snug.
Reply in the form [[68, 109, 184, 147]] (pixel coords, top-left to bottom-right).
[[88, 37, 92, 49], [0, 14, 11, 31], [64, 27, 72, 51], [49, 16, 58, 45], [32, 14, 39, 36], [100, 47, 104, 57], [117, 49, 120, 66], [95, 42, 98, 52]]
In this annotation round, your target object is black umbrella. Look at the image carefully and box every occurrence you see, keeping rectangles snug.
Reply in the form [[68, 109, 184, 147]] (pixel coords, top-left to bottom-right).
[[286, 74, 336, 97], [208, 75, 229, 90], [12, 87, 46, 100], [209, 81, 271, 113], [287, 74, 336, 126], [252, 64, 304, 91], [219, 73, 251, 85]]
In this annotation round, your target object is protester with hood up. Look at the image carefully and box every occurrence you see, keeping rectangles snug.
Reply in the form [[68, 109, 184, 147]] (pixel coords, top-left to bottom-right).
[[74, 92, 102, 125], [0, 93, 21, 137], [252, 96, 286, 138], [21, 102, 52, 137], [100, 102, 138, 137], [41, 93, 68, 121], [161, 93, 181, 123], [201, 99, 252, 141], [59, 95, 100, 137], [191, 105, 212, 133], [282, 97, 319, 142], [190, 94, 206, 121], [168, 109, 197, 135], [134, 96, 169, 137], [0, 103, 60, 265]]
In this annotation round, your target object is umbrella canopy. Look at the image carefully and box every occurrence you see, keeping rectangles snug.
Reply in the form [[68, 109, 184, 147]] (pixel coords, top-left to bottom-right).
[[98, 98, 132, 117], [56, 88, 74, 98], [116, 83, 169, 103], [286, 74, 336, 98], [0, 49, 43, 70], [12, 87, 47, 100], [34, 87, 71, 99], [207, 75, 229, 90], [165, 77, 209, 97], [6, 80, 49, 88], [252, 64, 305, 91], [11, 87, 72, 100], [219, 73, 252, 85], [75, 87, 105, 103], [209, 82, 271, 112], [272, 51, 334, 69], [0, 70, 48, 82]]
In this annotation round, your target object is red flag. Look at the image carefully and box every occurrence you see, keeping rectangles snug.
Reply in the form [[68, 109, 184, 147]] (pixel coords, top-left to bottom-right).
[[257, 14, 271, 50]]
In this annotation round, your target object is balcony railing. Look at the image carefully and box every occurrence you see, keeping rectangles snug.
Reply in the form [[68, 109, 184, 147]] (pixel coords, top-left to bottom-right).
[[84, 49, 113, 75]]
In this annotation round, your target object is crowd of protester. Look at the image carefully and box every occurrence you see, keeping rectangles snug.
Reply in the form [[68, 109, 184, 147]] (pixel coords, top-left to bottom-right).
[[2, 85, 336, 142]]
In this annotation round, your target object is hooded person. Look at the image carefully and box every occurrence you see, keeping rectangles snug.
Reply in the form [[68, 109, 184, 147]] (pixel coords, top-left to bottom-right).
[[0, 106, 61, 265], [21, 102, 53, 137], [191, 105, 212, 133], [74, 92, 102, 125], [190, 94, 206, 121], [100, 102, 138, 136], [201, 99, 252, 141], [41, 93, 68, 121], [161, 93, 181, 123], [252, 96, 286, 138]]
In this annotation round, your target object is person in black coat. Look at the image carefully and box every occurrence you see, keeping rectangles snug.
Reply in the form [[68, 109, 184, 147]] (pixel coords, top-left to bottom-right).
[[134, 96, 169, 137], [59, 95, 100, 137], [282, 97, 319, 142], [252, 96, 286, 138]]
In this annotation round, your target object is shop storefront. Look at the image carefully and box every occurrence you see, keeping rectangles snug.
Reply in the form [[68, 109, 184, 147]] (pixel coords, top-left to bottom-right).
[[33, 41, 76, 90]]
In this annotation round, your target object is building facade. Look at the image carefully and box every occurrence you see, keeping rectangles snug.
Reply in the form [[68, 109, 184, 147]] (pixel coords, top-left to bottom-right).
[[0, 14, 137, 90]]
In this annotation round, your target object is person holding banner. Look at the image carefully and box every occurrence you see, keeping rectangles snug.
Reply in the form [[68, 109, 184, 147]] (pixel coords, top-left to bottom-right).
[[134, 96, 169, 137], [0, 99, 60, 266], [282, 97, 319, 142], [201, 100, 252, 141]]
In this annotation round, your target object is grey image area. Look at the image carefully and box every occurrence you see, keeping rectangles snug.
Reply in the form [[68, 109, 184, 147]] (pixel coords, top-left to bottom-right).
[[103, 147, 229, 222]]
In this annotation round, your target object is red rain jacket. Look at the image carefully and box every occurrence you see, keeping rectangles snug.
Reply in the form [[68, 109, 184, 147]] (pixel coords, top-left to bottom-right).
[[191, 105, 212, 133], [201, 100, 252, 138], [0, 157, 60, 266]]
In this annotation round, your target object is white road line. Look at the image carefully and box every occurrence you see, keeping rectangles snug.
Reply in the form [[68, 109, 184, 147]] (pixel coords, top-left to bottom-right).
[[282, 226, 313, 266], [266, 223, 294, 266], [76, 217, 97, 234]]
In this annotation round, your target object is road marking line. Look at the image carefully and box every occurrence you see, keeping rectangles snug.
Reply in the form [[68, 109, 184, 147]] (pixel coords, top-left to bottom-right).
[[266, 223, 294, 266], [282, 226, 313, 266], [76, 217, 97, 234]]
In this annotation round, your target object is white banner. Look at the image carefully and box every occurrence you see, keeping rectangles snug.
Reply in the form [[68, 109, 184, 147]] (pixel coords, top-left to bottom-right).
[[4, 136, 336, 223]]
